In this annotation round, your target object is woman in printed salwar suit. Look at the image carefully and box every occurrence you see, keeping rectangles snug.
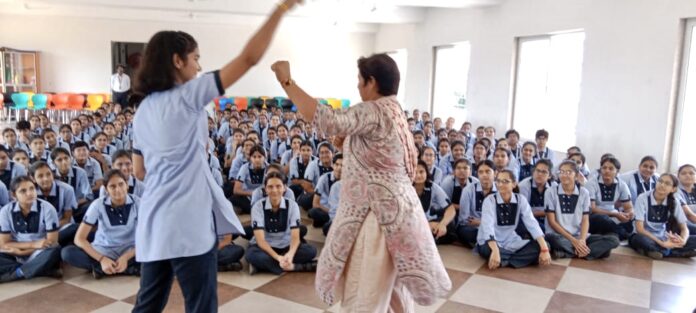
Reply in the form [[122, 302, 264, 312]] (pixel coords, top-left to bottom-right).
[[271, 54, 451, 312]]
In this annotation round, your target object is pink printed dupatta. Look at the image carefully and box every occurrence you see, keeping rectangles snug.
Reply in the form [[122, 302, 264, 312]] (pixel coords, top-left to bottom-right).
[[313, 96, 451, 306]]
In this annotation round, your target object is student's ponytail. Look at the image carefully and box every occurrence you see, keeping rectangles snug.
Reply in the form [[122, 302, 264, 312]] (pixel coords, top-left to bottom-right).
[[662, 173, 681, 233]]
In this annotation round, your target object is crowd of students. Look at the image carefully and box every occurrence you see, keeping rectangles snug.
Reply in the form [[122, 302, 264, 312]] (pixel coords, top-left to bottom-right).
[[0, 101, 695, 284]]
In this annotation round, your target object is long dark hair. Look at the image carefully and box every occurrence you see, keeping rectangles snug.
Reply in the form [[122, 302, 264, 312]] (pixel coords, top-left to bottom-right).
[[134, 31, 198, 96], [661, 173, 681, 233]]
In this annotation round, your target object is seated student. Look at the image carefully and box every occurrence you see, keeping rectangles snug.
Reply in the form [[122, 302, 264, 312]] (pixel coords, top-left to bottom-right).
[[287, 140, 316, 203], [15, 121, 32, 150], [436, 139, 450, 165], [31, 162, 78, 247], [228, 138, 255, 184], [61, 170, 140, 279], [91, 132, 117, 168], [420, 146, 444, 186], [0, 176, 62, 283], [52, 148, 91, 219], [441, 158, 479, 210], [456, 160, 497, 247], [3, 128, 29, 153], [70, 119, 91, 144], [12, 150, 30, 170], [678, 164, 696, 225], [470, 141, 489, 178], [280, 135, 303, 169], [586, 157, 634, 240], [224, 128, 245, 172], [545, 161, 620, 259], [113, 120, 131, 150], [534, 129, 554, 162], [308, 153, 342, 228], [38, 113, 58, 132], [72, 141, 104, 201], [517, 142, 537, 182], [423, 121, 437, 147], [568, 152, 590, 186], [28, 136, 51, 164], [102, 122, 124, 150], [232, 145, 268, 214], [299, 142, 334, 210], [270, 124, 291, 163], [0, 181, 9, 207], [245, 172, 318, 275], [414, 161, 457, 244], [484, 126, 497, 145], [263, 127, 277, 154], [208, 149, 224, 188], [29, 115, 42, 136], [589, 153, 616, 182], [629, 173, 696, 259], [98, 150, 145, 199], [322, 179, 343, 236], [438, 141, 467, 177], [0, 146, 27, 188], [413, 130, 434, 152], [58, 124, 77, 150], [250, 164, 296, 207], [620, 156, 659, 204], [518, 159, 557, 235], [476, 169, 552, 269], [492, 148, 520, 181], [43, 128, 70, 153], [505, 129, 522, 159]]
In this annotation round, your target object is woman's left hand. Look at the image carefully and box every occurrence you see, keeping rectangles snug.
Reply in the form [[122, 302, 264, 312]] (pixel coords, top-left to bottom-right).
[[271, 61, 291, 85]]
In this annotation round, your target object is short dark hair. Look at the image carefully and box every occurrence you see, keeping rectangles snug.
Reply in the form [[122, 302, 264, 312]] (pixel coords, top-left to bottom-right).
[[72, 141, 90, 151], [134, 31, 199, 96], [535, 129, 549, 139], [357, 53, 400, 97], [16, 121, 30, 130], [50, 147, 71, 161]]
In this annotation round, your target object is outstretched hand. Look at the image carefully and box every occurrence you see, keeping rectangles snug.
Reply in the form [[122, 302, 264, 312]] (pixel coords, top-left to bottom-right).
[[271, 61, 292, 85]]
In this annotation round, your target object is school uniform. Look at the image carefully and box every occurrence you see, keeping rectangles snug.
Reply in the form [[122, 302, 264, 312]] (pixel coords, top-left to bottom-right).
[[428, 165, 445, 186], [73, 157, 103, 201], [115, 133, 131, 150], [535, 147, 555, 162], [74, 132, 91, 144], [418, 182, 457, 244], [29, 150, 51, 165], [216, 122, 232, 144], [280, 150, 295, 166], [58, 136, 77, 151], [100, 144, 118, 161], [287, 155, 316, 203], [270, 138, 291, 163], [510, 143, 522, 159], [110, 138, 124, 151], [0, 161, 26, 189], [619, 170, 659, 204], [233, 164, 267, 214], [322, 180, 343, 236], [308, 172, 339, 228], [544, 185, 619, 259], [678, 184, 696, 214], [586, 177, 633, 240], [476, 193, 546, 268], [36, 181, 78, 246], [46, 141, 72, 154], [629, 191, 696, 257], [131, 71, 243, 313], [61, 195, 140, 276], [245, 197, 317, 275], [437, 154, 458, 177], [440, 175, 479, 207], [106, 113, 116, 123], [228, 154, 248, 182], [300, 159, 332, 210], [517, 158, 536, 182], [4, 142, 29, 153], [518, 177, 557, 234], [54, 166, 91, 206], [250, 186, 296, 208], [0, 199, 61, 281], [0, 181, 9, 207], [456, 182, 497, 247], [98, 176, 145, 199]]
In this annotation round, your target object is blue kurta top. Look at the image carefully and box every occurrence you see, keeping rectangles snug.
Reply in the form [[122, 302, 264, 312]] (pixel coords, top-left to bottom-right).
[[132, 71, 243, 262]]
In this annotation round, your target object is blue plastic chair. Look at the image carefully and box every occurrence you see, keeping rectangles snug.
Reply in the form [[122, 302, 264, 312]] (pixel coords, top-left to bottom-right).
[[10, 93, 30, 121], [32, 94, 48, 110]]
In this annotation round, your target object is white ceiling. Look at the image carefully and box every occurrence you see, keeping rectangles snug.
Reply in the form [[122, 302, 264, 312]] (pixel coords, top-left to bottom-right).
[[0, 0, 504, 28]]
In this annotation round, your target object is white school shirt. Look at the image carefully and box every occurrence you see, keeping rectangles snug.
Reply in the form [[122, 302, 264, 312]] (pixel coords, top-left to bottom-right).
[[477, 193, 544, 251], [83, 195, 138, 260], [132, 71, 243, 262], [111, 73, 131, 93], [619, 170, 659, 204], [544, 184, 591, 237]]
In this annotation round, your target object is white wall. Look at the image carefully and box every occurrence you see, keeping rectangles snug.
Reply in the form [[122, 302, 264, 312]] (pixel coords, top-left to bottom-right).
[[376, 0, 696, 171], [0, 14, 375, 102]]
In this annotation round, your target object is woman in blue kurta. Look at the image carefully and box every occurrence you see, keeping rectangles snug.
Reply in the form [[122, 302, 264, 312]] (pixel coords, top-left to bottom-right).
[[129, 1, 301, 311]]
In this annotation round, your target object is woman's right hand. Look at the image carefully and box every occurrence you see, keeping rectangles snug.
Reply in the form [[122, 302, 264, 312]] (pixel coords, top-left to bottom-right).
[[488, 249, 501, 270], [100, 258, 117, 275]]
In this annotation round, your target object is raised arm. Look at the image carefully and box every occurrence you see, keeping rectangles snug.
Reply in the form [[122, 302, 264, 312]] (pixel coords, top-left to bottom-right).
[[219, 0, 303, 89]]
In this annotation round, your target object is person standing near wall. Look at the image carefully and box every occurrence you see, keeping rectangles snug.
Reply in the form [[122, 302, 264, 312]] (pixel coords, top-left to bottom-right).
[[111, 65, 131, 107]]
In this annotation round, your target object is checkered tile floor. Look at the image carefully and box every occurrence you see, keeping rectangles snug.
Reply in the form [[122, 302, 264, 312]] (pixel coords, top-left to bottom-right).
[[1, 212, 694, 313]]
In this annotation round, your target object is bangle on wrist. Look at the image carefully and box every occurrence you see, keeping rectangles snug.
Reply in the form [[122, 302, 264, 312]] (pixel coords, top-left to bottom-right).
[[540, 248, 549, 253]]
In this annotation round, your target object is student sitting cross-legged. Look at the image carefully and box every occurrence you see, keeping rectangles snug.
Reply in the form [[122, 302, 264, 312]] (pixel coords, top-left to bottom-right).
[[545, 161, 620, 260], [476, 169, 552, 270], [61, 170, 140, 279], [245, 172, 317, 275], [0, 176, 62, 283]]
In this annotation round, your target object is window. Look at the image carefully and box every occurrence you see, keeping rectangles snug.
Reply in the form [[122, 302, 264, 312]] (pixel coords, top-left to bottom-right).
[[673, 19, 696, 167], [512, 31, 585, 150], [386, 49, 408, 105], [431, 42, 471, 123]]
